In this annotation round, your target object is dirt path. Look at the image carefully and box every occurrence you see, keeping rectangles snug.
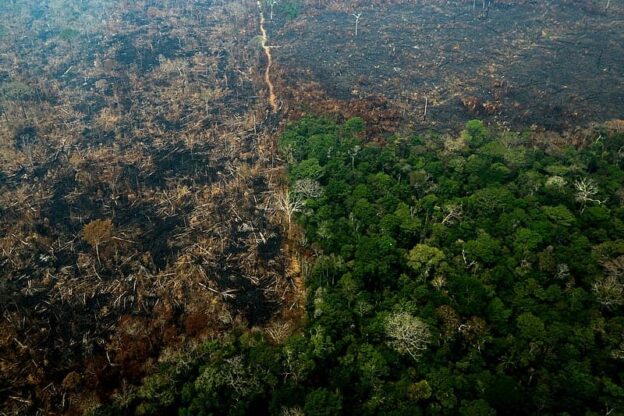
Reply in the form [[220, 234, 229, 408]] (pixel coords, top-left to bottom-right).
[[258, 1, 278, 112]]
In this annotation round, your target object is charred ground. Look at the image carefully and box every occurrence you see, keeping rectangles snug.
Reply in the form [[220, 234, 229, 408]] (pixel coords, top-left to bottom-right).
[[0, 1, 302, 414], [1, 0, 623, 414], [273, 0, 624, 131]]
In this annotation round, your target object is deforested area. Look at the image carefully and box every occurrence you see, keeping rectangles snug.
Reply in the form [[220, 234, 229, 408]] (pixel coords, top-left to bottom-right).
[[273, 0, 624, 131], [1, 0, 623, 415], [0, 1, 302, 413]]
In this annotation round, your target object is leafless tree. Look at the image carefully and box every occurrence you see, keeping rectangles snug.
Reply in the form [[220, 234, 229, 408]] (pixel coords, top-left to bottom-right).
[[604, 256, 624, 279], [556, 263, 570, 280], [348, 145, 361, 169], [275, 189, 305, 225], [280, 407, 305, 416], [385, 311, 431, 360], [266, 0, 279, 20], [294, 179, 323, 199], [222, 355, 261, 397], [594, 256, 624, 308], [593, 275, 624, 308], [574, 177, 605, 213], [352, 13, 362, 37], [441, 203, 463, 225]]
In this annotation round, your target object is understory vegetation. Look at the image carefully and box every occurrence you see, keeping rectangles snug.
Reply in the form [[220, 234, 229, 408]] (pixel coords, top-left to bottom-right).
[[114, 117, 624, 415]]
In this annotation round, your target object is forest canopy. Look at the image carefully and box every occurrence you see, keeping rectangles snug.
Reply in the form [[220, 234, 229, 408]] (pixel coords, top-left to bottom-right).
[[111, 117, 624, 415]]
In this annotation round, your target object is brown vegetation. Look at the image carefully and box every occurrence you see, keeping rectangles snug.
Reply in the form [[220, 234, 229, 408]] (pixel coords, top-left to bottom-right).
[[0, 0, 302, 413]]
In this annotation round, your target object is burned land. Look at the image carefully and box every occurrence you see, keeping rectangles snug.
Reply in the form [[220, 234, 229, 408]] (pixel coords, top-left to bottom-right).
[[1, 0, 624, 414], [273, 0, 624, 132], [0, 1, 302, 413]]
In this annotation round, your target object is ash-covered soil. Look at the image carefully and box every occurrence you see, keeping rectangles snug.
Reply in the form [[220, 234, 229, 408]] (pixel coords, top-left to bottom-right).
[[273, 2, 624, 130]]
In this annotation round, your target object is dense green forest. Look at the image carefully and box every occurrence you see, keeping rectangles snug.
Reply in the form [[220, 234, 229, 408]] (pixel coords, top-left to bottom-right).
[[104, 117, 624, 415]]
